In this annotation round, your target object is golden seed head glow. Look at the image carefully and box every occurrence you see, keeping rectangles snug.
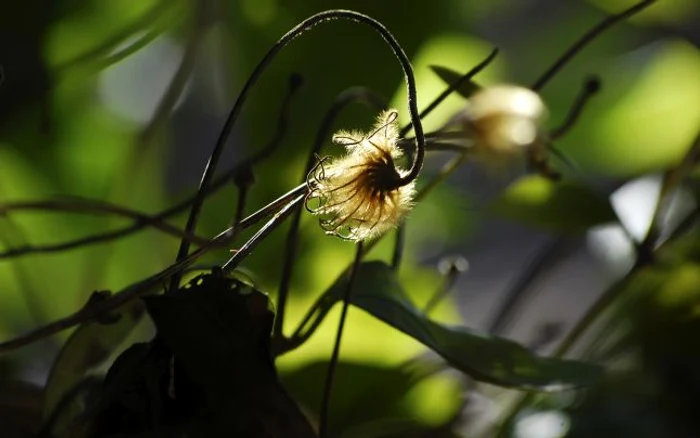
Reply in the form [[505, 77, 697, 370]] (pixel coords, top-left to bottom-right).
[[461, 85, 547, 166], [306, 110, 415, 241]]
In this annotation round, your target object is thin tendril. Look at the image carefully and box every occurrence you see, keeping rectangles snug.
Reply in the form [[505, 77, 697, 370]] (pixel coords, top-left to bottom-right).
[[0, 199, 211, 249], [400, 48, 499, 138], [531, 0, 656, 91], [549, 76, 601, 140], [319, 242, 363, 438], [221, 194, 305, 272]]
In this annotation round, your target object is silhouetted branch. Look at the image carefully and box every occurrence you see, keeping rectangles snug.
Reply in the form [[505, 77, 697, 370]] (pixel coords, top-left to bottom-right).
[[319, 242, 363, 438], [399, 48, 499, 137], [549, 76, 601, 140], [531, 0, 655, 91], [0, 198, 212, 257]]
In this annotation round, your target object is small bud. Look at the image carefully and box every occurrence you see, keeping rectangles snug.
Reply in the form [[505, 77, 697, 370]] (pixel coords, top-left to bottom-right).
[[460, 85, 547, 169]]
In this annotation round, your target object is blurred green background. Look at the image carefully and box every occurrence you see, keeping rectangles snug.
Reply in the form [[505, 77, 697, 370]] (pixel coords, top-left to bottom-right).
[[0, 0, 699, 437]]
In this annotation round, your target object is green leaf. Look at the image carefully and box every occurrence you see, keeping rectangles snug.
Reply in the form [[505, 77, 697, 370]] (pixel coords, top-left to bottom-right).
[[42, 297, 144, 419], [430, 65, 482, 98], [557, 40, 700, 177], [329, 262, 603, 390], [491, 175, 617, 232]]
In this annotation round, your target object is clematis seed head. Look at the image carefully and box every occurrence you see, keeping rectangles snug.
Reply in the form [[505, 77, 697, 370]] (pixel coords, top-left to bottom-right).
[[459, 85, 548, 170], [306, 110, 416, 241]]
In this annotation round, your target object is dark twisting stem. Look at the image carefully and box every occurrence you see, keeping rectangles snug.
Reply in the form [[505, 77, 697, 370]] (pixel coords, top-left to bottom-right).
[[549, 76, 600, 140], [0, 199, 211, 248], [247, 73, 305, 167], [221, 194, 306, 272], [391, 225, 405, 271], [230, 74, 303, 238], [422, 257, 467, 315], [636, 129, 700, 266], [230, 174, 250, 240], [319, 242, 363, 438], [0, 164, 292, 260], [173, 10, 426, 285], [399, 48, 499, 138], [531, 0, 655, 91], [168, 73, 303, 291]]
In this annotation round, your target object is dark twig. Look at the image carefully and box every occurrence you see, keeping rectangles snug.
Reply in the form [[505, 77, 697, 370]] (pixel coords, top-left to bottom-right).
[[226, 76, 304, 250], [214, 183, 309, 247], [221, 194, 306, 272], [55, 0, 173, 74], [166, 27, 305, 295], [423, 255, 468, 315], [275, 87, 386, 340], [0, 199, 211, 250], [228, 74, 303, 251], [399, 48, 499, 138], [636, 129, 700, 266], [549, 76, 601, 140], [319, 242, 363, 438], [531, 0, 655, 91], [247, 74, 305, 167], [391, 225, 406, 271], [547, 144, 579, 173], [275, 293, 337, 356], [174, 9, 427, 282], [0, 218, 48, 324], [0, 169, 305, 260], [230, 168, 253, 234]]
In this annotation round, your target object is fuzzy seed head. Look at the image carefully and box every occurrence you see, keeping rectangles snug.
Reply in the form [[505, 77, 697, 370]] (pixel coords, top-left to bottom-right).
[[306, 110, 415, 241], [461, 85, 547, 168]]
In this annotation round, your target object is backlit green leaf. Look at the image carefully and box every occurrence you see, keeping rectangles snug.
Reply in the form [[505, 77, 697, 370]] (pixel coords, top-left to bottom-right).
[[328, 262, 603, 390]]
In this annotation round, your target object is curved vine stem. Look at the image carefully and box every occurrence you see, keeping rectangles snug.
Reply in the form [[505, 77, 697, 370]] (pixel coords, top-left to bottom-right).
[[531, 0, 655, 91], [319, 242, 363, 438], [172, 9, 426, 290], [0, 198, 211, 251]]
